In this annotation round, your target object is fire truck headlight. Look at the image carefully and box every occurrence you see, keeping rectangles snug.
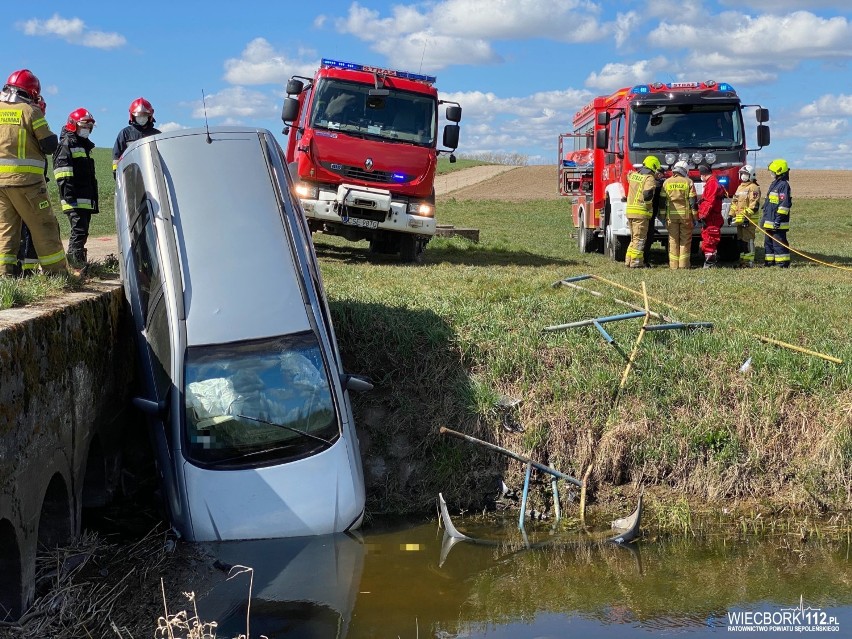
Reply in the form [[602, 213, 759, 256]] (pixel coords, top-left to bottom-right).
[[691, 152, 704, 165], [704, 152, 717, 165], [678, 153, 690, 163], [295, 183, 319, 199], [408, 201, 433, 217], [665, 153, 677, 165]]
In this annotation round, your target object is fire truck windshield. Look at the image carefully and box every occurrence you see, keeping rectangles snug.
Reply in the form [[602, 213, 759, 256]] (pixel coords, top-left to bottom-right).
[[310, 78, 436, 146], [630, 103, 743, 150]]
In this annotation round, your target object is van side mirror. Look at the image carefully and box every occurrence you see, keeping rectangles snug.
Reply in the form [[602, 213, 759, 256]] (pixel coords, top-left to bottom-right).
[[443, 124, 460, 149], [285, 79, 304, 96], [596, 111, 610, 126], [282, 97, 299, 123], [342, 374, 374, 392], [132, 396, 168, 418], [445, 105, 462, 123], [755, 108, 769, 123], [595, 128, 608, 150], [757, 125, 770, 148]]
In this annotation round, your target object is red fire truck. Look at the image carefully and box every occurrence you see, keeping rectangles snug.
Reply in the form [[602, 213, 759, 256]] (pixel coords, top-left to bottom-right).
[[558, 81, 770, 262], [282, 58, 462, 262]]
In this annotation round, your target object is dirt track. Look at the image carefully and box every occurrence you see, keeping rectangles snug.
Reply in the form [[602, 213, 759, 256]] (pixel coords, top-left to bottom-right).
[[438, 166, 852, 201]]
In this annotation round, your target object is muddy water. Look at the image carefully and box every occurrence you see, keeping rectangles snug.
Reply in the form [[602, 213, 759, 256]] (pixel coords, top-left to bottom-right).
[[191, 517, 851, 638]]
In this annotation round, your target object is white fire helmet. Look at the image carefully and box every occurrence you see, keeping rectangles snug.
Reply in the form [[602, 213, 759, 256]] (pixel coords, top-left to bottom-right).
[[672, 160, 690, 177], [739, 164, 756, 182]]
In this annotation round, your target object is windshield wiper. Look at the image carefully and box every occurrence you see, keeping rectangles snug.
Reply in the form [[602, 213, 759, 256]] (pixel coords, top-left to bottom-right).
[[236, 414, 333, 446]]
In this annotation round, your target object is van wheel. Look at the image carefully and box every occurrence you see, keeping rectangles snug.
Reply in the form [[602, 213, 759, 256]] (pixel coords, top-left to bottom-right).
[[369, 236, 397, 255], [399, 236, 424, 263]]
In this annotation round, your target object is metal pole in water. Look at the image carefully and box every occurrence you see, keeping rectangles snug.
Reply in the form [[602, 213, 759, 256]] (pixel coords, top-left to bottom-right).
[[519, 461, 532, 531]]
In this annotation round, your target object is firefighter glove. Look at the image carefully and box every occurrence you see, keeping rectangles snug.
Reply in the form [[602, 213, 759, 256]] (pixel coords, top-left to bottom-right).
[[773, 221, 781, 230], [727, 215, 734, 226]]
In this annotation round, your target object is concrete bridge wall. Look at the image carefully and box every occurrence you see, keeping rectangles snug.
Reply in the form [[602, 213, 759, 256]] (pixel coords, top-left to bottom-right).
[[0, 282, 133, 619]]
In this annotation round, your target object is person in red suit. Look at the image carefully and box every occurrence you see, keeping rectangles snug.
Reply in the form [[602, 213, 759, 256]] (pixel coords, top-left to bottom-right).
[[696, 164, 726, 268]]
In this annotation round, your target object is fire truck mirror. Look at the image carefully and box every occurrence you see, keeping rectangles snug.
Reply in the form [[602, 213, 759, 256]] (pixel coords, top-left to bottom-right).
[[595, 129, 608, 150], [757, 125, 770, 148], [282, 97, 300, 123], [445, 105, 462, 123], [596, 111, 610, 126], [443, 124, 460, 149], [286, 79, 304, 96], [756, 108, 769, 123]]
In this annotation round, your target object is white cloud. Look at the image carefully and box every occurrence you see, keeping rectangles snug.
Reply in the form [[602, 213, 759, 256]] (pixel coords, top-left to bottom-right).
[[800, 94, 852, 117], [648, 11, 852, 70], [17, 14, 126, 49], [188, 86, 280, 121], [783, 117, 847, 139], [331, 0, 622, 71], [157, 122, 187, 133], [719, 0, 850, 11], [440, 87, 593, 163], [223, 38, 318, 85], [584, 58, 669, 91]]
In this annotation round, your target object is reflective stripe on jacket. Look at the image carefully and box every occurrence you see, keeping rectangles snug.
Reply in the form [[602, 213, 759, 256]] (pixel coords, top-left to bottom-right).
[[53, 129, 99, 213], [761, 177, 791, 230], [662, 175, 697, 219], [730, 181, 761, 225], [626, 170, 656, 219], [0, 100, 56, 186]]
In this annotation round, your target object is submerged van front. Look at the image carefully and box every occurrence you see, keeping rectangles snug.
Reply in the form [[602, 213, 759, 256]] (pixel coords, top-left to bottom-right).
[[115, 127, 365, 540]]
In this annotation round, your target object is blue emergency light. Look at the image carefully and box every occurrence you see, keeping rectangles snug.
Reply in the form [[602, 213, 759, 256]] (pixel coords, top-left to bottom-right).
[[717, 83, 735, 92], [718, 176, 730, 188], [321, 58, 436, 84], [392, 173, 407, 182], [630, 85, 651, 94]]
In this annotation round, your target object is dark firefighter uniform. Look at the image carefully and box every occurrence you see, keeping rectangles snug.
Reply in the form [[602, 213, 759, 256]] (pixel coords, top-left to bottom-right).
[[625, 162, 659, 268], [761, 164, 791, 268], [54, 128, 98, 266], [729, 180, 761, 267], [112, 121, 161, 173], [0, 100, 66, 275], [661, 172, 697, 269]]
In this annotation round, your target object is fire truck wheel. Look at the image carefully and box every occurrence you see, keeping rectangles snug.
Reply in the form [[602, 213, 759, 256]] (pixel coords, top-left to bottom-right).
[[605, 230, 628, 262], [717, 236, 741, 262], [399, 236, 425, 264], [577, 215, 597, 254]]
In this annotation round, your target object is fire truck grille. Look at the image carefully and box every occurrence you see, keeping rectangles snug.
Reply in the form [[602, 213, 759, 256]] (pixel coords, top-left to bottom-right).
[[344, 207, 387, 222], [323, 162, 396, 183]]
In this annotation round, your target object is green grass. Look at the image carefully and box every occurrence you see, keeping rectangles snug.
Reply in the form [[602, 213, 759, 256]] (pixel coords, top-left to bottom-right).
[[313, 197, 852, 514], [437, 156, 491, 174]]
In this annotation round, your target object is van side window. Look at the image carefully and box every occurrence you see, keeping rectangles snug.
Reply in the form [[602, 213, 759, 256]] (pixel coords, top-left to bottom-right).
[[123, 164, 162, 318]]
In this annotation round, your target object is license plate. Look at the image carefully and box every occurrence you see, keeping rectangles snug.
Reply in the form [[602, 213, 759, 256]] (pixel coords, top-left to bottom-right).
[[341, 217, 378, 229]]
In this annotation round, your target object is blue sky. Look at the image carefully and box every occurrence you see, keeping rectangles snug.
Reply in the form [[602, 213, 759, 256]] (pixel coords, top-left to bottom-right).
[[6, 1, 852, 168]]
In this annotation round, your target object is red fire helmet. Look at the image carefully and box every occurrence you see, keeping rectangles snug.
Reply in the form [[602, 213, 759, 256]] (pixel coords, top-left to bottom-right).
[[5, 69, 41, 100], [129, 97, 154, 118], [66, 108, 96, 133]]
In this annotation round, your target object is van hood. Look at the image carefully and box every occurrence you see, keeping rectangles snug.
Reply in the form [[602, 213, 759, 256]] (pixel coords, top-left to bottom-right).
[[182, 440, 364, 541], [300, 131, 436, 198]]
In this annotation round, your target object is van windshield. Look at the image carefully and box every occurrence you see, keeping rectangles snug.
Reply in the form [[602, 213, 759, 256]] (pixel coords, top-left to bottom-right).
[[630, 103, 744, 150], [183, 333, 339, 467], [310, 78, 436, 146]]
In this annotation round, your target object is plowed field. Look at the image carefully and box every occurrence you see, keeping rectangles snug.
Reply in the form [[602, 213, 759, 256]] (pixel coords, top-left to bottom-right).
[[438, 166, 851, 201]]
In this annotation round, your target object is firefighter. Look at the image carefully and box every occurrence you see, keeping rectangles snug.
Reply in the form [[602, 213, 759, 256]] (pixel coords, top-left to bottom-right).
[[661, 160, 697, 269], [761, 159, 792, 268], [727, 164, 761, 267], [696, 164, 726, 268], [112, 97, 160, 177], [54, 108, 99, 268], [0, 69, 68, 277], [625, 155, 662, 268]]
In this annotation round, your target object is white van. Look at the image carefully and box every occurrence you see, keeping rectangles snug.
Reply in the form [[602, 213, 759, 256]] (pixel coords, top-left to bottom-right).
[[114, 127, 368, 541]]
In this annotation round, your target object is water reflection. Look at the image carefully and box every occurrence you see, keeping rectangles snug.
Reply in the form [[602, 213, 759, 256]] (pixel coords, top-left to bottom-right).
[[194, 519, 852, 638]]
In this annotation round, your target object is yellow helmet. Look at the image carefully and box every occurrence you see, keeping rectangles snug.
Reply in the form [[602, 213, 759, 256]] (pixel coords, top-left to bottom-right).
[[768, 158, 789, 176], [642, 155, 662, 172]]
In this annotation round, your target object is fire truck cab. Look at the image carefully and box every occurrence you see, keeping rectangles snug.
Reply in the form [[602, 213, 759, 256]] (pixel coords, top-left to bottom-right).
[[282, 58, 462, 263], [559, 81, 770, 262]]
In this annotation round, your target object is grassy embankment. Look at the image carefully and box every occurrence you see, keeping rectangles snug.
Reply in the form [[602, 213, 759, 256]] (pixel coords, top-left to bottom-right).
[[314, 190, 852, 531]]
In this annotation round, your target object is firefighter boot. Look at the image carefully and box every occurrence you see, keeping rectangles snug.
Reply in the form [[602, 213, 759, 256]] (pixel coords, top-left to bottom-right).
[[703, 252, 718, 269], [67, 248, 88, 270]]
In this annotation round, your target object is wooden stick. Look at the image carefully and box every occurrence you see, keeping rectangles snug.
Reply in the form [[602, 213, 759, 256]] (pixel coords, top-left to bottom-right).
[[579, 463, 594, 524], [618, 281, 651, 391]]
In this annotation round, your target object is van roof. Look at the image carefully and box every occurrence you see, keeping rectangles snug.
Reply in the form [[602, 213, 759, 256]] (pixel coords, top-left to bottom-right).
[[123, 127, 311, 346]]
